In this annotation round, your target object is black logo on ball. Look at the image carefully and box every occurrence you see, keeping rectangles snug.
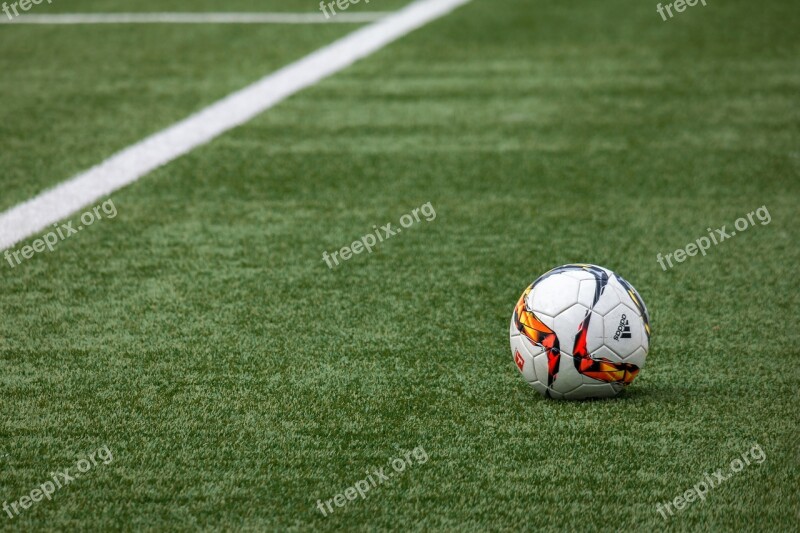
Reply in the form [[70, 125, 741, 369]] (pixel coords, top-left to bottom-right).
[[613, 314, 632, 340]]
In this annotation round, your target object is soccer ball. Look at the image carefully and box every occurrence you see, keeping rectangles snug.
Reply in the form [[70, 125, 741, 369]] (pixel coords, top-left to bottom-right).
[[510, 264, 651, 400]]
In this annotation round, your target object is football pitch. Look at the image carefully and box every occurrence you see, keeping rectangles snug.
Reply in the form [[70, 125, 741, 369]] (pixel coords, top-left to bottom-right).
[[1, 0, 798, 530]]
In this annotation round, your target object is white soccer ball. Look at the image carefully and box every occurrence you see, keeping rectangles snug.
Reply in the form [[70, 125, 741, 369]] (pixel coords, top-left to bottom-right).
[[510, 264, 651, 400]]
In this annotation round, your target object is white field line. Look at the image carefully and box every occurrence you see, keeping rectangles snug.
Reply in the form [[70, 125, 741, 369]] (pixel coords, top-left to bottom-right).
[[0, 12, 388, 24], [0, 0, 471, 251]]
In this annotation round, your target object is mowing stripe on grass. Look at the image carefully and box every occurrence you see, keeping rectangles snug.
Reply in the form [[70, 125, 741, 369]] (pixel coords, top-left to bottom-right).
[[0, 0, 471, 252], [1, 12, 388, 24]]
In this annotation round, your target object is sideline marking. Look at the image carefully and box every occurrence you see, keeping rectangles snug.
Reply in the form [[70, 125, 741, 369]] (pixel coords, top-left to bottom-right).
[[0, 12, 388, 24], [0, 0, 471, 251]]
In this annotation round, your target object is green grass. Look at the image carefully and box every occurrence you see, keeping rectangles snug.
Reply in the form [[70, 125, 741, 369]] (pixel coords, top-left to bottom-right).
[[1, 0, 799, 530]]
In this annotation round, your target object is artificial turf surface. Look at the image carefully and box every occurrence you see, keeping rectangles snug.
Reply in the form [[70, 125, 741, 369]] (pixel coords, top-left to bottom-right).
[[1, 0, 799, 530]]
